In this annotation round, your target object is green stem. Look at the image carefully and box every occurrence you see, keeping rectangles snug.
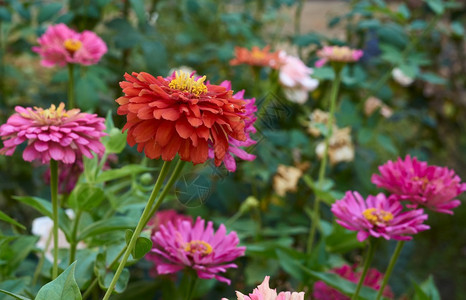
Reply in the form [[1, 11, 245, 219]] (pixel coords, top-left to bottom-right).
[[375, 241, 405, 300], [306, 69, 342, 255], [69, 210, 83, 264], [185, 274, 198, 300], [352, 240, 376, 300], [50, 159, 59, 279], [68, 64, 75, 108], [102, 160, 172, 300], [294, 0, 305, 58]]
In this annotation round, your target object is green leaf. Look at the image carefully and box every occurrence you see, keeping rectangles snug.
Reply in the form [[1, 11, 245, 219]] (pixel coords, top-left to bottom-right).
[[78, 217, 138, 240], [275, 248, 306, 281], [83, 155, 99, 183], [38, 3, 63, 23], [1, 236, 38, 275], [0, 210, 25, 230], [133, 237, 152, 260], [414, 275, 441, 300], [377, 134, 398, 155], [0, 278, 30, 300], [0, 289, 30, 300], [104, 128, 127, 154], [36, 262, 82, 300], [312, 66, 335, 80], [424, 0, 445, 14], [451, 21, 464, 37], [419, 72, 446, 85], [129, 0, 145, 25], [69, 183, 105, 211], [96, 165, 153, 183], [95, 252, 129, 294], [0, 7, 12, 22], [325, 222, 364, 253]]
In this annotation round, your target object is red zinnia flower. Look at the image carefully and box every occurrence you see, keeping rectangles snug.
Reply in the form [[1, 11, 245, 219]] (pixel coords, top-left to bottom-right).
[[116, 71, 247, 165]]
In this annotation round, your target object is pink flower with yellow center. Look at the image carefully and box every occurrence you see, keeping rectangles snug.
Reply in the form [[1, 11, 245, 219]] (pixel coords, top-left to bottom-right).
[[315, 46, 363, 68], [0, 103, 106, 164], [32, 23, 107, 67], [331, 191, 430, 242], [371, 155, 466, 214], [146, 217, 245, 284], [233, 276, 305, 300]]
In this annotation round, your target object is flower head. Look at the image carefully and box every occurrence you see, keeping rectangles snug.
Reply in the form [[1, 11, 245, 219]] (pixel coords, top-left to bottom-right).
[[116, 71, 247, 165], [316, 127, 355, 165], [0, 103, 106, 164], [313, 265, 393, 300], [371, 155, 466, 214], [32, 23, 107, 67], [331, 191, 430, 242], [273, 164, 303, 197], [364, 97, 393, 118], [146, 217, 245, 284], [392, 68, 414, 87], [235, 276, 305, 300], [278, 52, 319, 103], [315, 46, 363, 68], [146, 209, 192, 235], [230, 46, 281, 69]]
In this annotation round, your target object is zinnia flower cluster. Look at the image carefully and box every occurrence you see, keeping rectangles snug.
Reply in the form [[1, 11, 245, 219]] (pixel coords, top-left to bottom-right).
[[33, 23, 107, 67], [313, 265, 393, 300], [116, 71, 248, 166], [315, 46, 363, 68], [372, 155, 466, 214], [331, 191, 430, 242], [0, 103, 106, 164], [232, 276, 305, 300], [230, 46, 281, 69], [146, 217, 245, 284]]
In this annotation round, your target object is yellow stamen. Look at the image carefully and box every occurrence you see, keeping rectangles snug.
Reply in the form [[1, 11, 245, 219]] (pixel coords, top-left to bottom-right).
[[362, 208, 394, 226], [38, 103, 68, 119], [184, 240, 213, 255], [63, 39, 82, 53], [168, 70, 207, 96]]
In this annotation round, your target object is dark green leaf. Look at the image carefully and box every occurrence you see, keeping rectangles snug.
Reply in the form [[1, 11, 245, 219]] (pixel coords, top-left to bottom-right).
[[78, 217, 138, 240], [419, 72, 446, 85], [132, 236, 152, 260], [424, 0, 444, 14], [36, 262, 81, 300], [129, 0, 146, 24], [0, 289, 30, 300], [275, 248, 306, 281], [0, 210, 25, 230], [69, 183, 105, 211], [0, 7, 12, 22], [38, 3, 63, 23], [95, 252, 129, 295], [0, 278, 29, 300]]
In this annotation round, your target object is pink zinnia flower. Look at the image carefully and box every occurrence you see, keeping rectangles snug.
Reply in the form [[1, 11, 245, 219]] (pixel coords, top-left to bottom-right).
[[233, 276, 305, 300], [371, 155, 466, 214], [146, 217, 245, 284], [313, 265, 394, 300], [33, 23, 107, 67], [146, 209, 192, 235], [315, 46, 363, 68], [331, 191, 430, 242], [278, 52, 319, 104], [0, 103, 106, 164]]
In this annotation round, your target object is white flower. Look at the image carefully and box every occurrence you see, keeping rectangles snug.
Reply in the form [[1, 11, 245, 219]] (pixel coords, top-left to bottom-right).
[[392, 68, 414, 86]]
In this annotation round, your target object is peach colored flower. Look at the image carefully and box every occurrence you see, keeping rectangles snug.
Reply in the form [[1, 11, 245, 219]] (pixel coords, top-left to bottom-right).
[[230, 46, 281, 69]]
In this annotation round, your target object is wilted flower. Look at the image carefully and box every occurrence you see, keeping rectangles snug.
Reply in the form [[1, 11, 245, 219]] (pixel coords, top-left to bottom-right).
[[315, 46, 363, 68], [234, 276, 305, 300], [32, 209, 85, 262], [273, 164, 303, 197], [313, 264, 394, 300], [316, 127, 354, 165], [32, 23, 107, 67], [392, 68, 414, 87], [146, 209, 192, 235], [278, 52, 319, 103], [371, 155, 466, 214], [364, 97, 393, 118], [331, 191, 430, 242], [116, 71, 247, 165], [230, 46, 281, 69], [146, 217, 245, 284], [308, 109, 332, 137], [0, 103, 106, 164]]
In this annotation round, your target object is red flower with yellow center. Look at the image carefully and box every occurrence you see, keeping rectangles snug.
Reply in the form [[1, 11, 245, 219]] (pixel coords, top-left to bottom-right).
[[116, 71, 247, 165]]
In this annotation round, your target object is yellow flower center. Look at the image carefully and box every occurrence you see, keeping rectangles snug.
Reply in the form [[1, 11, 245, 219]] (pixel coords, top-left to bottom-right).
[[63, 39, 82, 53], [332, 46, 351, 59], [251, 50, 266, 60], [362, 208, 394, 226], [39, 103, 68, 119], [412, 176, 429, 189], [184, 240, 213, 256], [168, 70, 207, 96]]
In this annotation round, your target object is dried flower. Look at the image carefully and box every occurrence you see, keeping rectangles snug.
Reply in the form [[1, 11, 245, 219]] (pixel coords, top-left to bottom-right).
[[0, 103, 106, 164], [146, 217, 245, 284], [116, 71, 247, 165], [372, 155, 466, 214], [234, 276, 305, 300], [230, 46, 281, 69], [273, 164, 303, 197], [315, 46, 363, 68], [331, 191, 430, 242], [392, 68, 414, 87], [364, 97, 393, 118], [32, 23, 107, 67], [308, 109, 332, 137], [316, 127, 355, 165]]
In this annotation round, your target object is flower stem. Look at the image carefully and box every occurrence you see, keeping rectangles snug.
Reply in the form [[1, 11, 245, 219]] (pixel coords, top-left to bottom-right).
[[69, 209, 83, 264], [101, 160, 173, 300], [68, 63, 75, 108], [50, 159, 59, 279], [306, 69, 342, 255], [294, 0, 305, 58], [352, 240, 376, 300], [185, 274, 198, 300], [375, 241, 405, 300]]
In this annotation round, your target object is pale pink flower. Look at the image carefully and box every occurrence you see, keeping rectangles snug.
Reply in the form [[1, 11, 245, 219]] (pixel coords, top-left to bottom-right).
[[315, 46, 363, 67], [331, 191, 430, 242], [146, 217, 245, 284], [235, 276, 305, 300], [0, 103, 106, 164], [313, 265, 394, 300], [32, 23, 107, 67], [278, 52, 319, 103], [371, 155, 466, 214]]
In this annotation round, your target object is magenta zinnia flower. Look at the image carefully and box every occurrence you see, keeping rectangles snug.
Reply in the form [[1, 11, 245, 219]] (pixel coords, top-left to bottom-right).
[[331, 191, 430, 242], [371, 155, 466, 214], [33, 23, 107, 67], [313, 265, 393, 300], [146, 209, 192, 235], [0, 103, 106, 164], [146, 217, 245, 284], [234, 276, 305, 300], [315, 46, 363, 68]]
